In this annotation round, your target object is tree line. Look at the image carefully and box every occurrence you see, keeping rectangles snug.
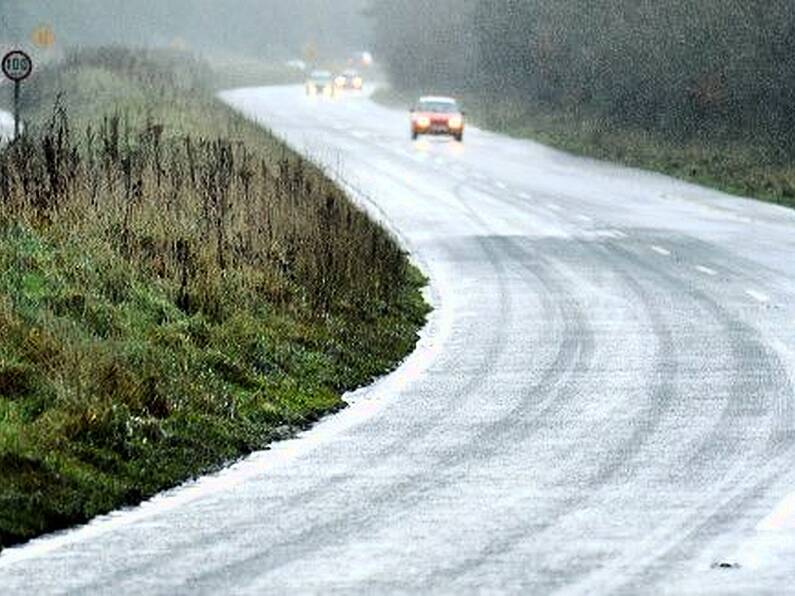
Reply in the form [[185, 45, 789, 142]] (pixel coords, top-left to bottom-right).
[[370, 0, 795, 153]]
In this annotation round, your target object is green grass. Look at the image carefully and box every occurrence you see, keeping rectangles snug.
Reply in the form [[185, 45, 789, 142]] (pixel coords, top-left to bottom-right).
[[0, 49, 429, 549], [373, 87, 795, 209]]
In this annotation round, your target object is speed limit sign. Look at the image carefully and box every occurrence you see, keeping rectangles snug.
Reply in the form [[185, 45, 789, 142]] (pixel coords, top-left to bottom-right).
[[3, 50, 33, 139], [2, 50, 33, 82]]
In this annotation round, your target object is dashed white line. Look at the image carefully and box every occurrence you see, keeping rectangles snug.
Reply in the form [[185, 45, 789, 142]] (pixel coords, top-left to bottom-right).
[[695, 265, 717, 277], [519, 192, 531, 200], [495, 181, 507, 190], [595, 230, 623, 239], [576, 214, 593, 222], [745, 289, 770, 303], [611, 230, 628, 238], [547, 203, 562, 211], [651, 245, 671, 256]]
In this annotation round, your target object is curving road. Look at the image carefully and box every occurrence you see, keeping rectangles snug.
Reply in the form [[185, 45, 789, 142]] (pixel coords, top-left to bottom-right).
[[2, 86, 795, 594]]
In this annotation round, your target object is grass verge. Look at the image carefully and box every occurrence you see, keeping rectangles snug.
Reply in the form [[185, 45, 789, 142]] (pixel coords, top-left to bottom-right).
[[0, 49, 428, 549], [373, 87, 795, 209]]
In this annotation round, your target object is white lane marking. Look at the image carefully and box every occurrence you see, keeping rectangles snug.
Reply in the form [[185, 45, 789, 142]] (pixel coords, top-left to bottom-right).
[[745, 289, 770, 303], [519, 192, 531, 200], [495, 181, 507, 190], [547, 203, 562, 212], [695, 265, 717, 277], [595, 230, 624, 239], [651, 245, 671, 256], [577, 214, 593, 222]]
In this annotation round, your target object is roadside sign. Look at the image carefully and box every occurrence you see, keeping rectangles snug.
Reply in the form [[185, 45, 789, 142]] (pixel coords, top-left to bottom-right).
[[2, 50, 33, 82], [31, 24, 56, 49], [2, 50, 33, 140]]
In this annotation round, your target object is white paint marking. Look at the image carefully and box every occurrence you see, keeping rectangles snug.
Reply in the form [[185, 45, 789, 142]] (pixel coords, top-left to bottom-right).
[[576, 214, 593, 222], [495, 181, 507, 190], [651, 245, 671, 256], [695, 265, 717, 277], [519, 192, 532, 200], [611, 230, 628, 238], [595, 230, 623, 239], [547, 203, 562, 212], [746, 289, 770, 303]]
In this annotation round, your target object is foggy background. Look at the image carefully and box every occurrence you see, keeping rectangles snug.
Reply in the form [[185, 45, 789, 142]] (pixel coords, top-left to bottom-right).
[[0, 0, 371, 58], [3, 0, 795, 155], [369, 0, 795, 154]]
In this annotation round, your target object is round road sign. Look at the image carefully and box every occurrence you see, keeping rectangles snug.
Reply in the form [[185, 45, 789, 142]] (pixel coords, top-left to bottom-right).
[[2, 50, 33, 82]]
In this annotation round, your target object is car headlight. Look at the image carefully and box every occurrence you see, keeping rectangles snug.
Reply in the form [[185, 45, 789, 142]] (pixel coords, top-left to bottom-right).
[[353, 77, 363, 88], [416, 116, 430, 128], [448, 116, 463, 129]]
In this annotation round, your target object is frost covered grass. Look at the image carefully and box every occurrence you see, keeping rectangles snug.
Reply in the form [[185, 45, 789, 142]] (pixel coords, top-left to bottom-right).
[[0, 48, 428, 549]]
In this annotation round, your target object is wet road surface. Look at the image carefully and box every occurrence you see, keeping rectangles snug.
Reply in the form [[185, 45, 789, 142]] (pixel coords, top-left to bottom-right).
[[2, 86, 795, 594]]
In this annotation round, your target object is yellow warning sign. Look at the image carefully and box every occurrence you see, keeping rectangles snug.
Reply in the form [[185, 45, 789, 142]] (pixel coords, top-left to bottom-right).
[[31, 25, 56, 49]]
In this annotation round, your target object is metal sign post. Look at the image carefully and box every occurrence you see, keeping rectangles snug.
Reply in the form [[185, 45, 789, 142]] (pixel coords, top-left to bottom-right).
[[2, 50, 34, 140]]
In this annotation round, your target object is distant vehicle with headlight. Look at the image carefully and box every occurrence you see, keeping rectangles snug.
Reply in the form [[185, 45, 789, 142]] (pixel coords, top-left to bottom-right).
[[335, 69, 364, 91], [410, 96, 465, 141], [306, 70, 336, 97], [350, 51, 374, 69]]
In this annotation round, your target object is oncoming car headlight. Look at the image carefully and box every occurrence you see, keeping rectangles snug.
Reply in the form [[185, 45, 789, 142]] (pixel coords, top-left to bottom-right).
[[448, 116, 463, 129], [416, 116, 431, 128]]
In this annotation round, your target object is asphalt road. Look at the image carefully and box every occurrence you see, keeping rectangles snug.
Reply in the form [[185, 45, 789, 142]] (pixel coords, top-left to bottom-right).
[[2, 86, 795, 594]]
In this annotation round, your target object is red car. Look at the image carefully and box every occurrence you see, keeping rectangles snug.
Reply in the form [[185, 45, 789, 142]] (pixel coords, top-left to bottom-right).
[[410, 96, 465, 142]]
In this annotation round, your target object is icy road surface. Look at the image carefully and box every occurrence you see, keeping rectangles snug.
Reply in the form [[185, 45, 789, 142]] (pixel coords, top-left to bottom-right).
[[0, 109, 14, 143], [2, 86, 795, 594]]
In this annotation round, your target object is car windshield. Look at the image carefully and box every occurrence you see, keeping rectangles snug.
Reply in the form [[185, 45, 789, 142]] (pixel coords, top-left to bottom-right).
[[417, 101, 458, 113]]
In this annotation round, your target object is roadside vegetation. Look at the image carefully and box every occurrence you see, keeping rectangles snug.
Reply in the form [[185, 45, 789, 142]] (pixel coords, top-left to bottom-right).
[[371, 0, 795, 208], [0, 47, 428, 549]]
